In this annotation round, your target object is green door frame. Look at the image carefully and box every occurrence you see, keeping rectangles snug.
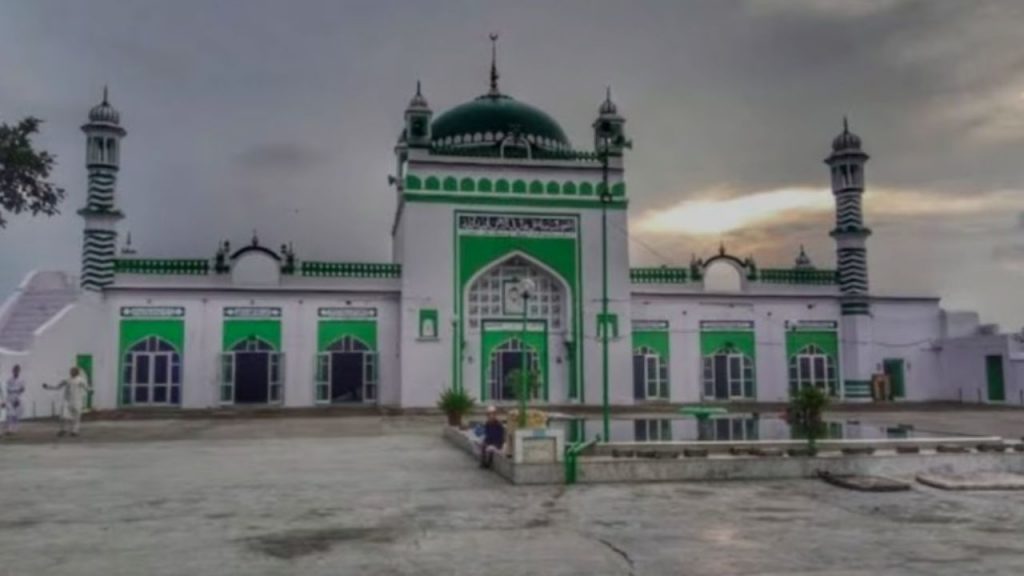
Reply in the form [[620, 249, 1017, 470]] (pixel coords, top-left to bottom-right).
[[480, 320, 549, 402], [883, 358, 905, 399], [76, 354, 94, 409], [986, 355, 1005, 402]]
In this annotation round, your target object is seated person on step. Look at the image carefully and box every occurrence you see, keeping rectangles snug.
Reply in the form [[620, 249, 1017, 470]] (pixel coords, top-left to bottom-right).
[[480, 405, 505, 469]]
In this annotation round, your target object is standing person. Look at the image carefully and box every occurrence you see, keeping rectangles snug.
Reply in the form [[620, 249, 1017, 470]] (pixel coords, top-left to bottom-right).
[[3, 365, 27, 435], [43, 367, 91, 437], [480, 405, 506, 469]]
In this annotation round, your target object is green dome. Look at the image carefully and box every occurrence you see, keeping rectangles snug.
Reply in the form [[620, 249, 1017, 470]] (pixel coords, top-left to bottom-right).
[[431, 94, 571, 150]]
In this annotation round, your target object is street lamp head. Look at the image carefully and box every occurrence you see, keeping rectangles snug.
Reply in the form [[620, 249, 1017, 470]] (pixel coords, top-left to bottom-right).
[[519, 277, 536, 299]]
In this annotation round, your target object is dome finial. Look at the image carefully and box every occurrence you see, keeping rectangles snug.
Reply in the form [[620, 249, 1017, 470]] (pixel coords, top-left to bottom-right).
[[599, 85, 618, 115], [843, 115, 849, 133], [416, 80, 422, 97], [103, 85, 109, 105], [488, 33, 500, 96]]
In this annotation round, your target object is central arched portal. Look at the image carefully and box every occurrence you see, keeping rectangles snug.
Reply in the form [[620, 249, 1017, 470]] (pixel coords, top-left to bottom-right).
[[467, 254, 570, 403]]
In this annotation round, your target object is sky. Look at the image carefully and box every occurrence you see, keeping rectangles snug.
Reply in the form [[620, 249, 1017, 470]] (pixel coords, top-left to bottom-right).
[[1, 0, 1022, 328]]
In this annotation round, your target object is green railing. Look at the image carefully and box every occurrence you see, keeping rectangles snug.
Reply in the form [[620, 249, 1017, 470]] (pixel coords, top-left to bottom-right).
[[429, 145, 601, 162], [564, 437, 599, 485], [630, 267, 691, 284], [114, 258, 210, 275], [300, 261, 402, 279], [758, 269, 838, 285]]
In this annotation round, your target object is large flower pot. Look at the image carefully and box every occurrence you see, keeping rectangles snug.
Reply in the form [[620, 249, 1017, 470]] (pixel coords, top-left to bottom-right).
[[447, 413, 462, 428]]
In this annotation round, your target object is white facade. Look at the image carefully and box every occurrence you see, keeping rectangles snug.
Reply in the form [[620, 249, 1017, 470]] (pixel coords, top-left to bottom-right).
[[2, 76, 1021, 414]]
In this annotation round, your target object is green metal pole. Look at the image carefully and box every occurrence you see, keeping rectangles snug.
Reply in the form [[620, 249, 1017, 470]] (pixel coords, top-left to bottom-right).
[[600, 141, 611, 442], [519, 292, 528, 427]]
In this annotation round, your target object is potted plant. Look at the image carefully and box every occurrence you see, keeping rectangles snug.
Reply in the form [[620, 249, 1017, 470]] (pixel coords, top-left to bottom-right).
[[787, 386, 829, 455], [437, 387, 475, 428]]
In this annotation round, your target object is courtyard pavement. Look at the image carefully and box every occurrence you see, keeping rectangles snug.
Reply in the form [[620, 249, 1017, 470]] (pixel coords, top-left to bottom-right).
[[1, 410, 1023, 575]]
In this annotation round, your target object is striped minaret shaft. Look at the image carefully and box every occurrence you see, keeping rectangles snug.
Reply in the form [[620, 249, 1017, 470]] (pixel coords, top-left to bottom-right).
[[79, 88, 126, 291], [826, 118, 871, 316]]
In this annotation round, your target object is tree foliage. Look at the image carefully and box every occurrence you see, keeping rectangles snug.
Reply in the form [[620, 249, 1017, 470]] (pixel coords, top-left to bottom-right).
[[0, 117, 65, 228]]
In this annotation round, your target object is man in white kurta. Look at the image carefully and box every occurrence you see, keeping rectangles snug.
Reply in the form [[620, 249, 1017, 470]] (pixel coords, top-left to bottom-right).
[[3, 364, 27, 435], [44, 367, 91, 437]]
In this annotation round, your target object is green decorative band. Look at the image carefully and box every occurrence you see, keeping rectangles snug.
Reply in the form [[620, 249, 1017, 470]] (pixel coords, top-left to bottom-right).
[[300, 261, 401, 278], [844, 380, 872, 398], [429, 146, 602, 162], [405, 174, 626, 199], [758, 269, 838, 285], [630, 267, 691, 284], [114, 258, 209, 275], [403, 192, 627, 210]]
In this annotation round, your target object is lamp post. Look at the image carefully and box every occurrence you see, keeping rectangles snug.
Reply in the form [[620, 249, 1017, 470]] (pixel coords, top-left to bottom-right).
[[596, 126, 630, 442], [517, 277, 535, 427], [598, 133, 613, 442]]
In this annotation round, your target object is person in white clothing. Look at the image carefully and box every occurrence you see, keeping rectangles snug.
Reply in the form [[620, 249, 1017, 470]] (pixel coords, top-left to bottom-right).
[[3, 365, 27, 435], [43, 366, 91, 437]]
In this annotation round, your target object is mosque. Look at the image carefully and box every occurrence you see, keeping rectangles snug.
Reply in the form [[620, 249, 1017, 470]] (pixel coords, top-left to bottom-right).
[[1, 46, 1021, 417]]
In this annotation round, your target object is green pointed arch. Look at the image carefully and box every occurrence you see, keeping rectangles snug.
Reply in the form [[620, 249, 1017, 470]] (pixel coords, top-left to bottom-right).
[[495, 179, 510, 194], [460, 177, 475, 192], [424, 176, 440, 191], [563, 181, 577, 195], [546, 181, 560, 195], [579, 182, 593, 196], [529, 180, 544, 194], [477, 178, 492, 193], [443, 176, 458, 191], [512, 180, 527, 194], [405, 175, 422, 191]]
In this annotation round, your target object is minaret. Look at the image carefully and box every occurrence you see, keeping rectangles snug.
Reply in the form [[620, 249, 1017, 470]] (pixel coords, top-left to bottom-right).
[[403, 81, 432, 149], [825, 117, 874, 397], [593, 87, 627, 156], [826, 117, 870, 312], [79, 87, 126, 291]]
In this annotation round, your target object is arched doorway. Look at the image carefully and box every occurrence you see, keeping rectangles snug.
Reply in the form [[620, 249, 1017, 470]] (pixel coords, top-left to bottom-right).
[[702, 344, 754, 400], [467, 254, 567, 402], [488, 337, 541, 401], [221, 336, 283, 404], [632, 346, 668, 400], [122, 336, 182, 406], [789, 344, 837, 396], [315, 336, 378, 404]]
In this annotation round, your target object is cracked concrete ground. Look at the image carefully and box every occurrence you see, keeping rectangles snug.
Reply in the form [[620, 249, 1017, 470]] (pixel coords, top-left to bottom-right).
[[1, 410, 1023, 575]]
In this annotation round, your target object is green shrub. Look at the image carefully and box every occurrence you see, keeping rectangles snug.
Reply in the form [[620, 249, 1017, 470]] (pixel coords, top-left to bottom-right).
[[437, 388, 475, 425], [787, 386, 830, 452]]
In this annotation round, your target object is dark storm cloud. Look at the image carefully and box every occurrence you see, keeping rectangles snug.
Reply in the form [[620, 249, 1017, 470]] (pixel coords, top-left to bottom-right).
[[1, 0, 1022, 326]]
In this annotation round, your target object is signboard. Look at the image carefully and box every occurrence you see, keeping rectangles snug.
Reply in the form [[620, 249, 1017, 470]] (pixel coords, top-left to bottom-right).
[[223, 307, 281, 319], [632, 320, 669, 331], [457, 213, 577, 238], [789, 320, 838, 331], [700, 320, 754, 331], [120, 306, 185, 318], [483, 321, 546, 333], [318, 307, 377, 319]]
